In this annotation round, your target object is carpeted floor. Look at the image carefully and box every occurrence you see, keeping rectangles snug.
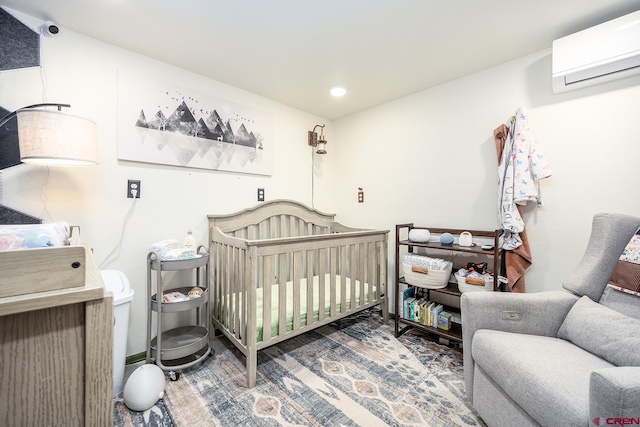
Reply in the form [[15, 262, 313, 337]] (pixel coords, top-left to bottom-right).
[[114, 309, 485, 426]]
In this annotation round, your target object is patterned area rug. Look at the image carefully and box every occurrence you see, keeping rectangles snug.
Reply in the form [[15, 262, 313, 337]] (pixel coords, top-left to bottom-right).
[[114, 309, 484, 426]]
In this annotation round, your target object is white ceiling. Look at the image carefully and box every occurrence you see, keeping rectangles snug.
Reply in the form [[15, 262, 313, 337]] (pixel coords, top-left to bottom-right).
[[2, 0, 639, 120]]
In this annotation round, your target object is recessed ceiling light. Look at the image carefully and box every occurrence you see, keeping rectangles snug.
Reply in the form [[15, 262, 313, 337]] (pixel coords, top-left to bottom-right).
[[329, 85, 348, 97]]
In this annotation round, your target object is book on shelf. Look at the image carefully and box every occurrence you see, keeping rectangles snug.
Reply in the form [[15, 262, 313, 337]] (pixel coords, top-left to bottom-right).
[[426, 301, 435, 326], [437, 312, 452, 330], [405, 297, 416, 320], [419, 299, 429, 325], [401, 286, 415, 319], [451, 312, 462, 324], [410, 298, 423, 322], [432, 304, 443, 329]]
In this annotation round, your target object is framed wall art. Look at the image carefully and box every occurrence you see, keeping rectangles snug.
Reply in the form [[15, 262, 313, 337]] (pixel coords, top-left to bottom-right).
[[117, 70, 273, 176]]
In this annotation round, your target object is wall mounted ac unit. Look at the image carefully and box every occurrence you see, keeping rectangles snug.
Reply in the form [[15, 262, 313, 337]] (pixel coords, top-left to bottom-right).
[[552, 10, 640, 93]]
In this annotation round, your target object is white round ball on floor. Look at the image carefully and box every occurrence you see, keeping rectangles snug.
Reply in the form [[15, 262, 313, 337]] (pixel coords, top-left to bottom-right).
[[123, 364, 166, 411]]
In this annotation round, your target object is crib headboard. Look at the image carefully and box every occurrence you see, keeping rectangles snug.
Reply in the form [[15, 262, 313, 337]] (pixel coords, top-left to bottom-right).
[[208, 199, 346, 240]]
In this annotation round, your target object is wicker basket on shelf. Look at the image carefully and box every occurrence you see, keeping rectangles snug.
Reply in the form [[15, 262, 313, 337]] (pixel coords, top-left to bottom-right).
[[455, 271, 494, 292], [402, 254, 451, 289]]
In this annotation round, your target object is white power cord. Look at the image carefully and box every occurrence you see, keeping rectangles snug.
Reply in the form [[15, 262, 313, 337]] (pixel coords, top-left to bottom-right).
[[99, 192, 137, 268], [40, 166, 53, 222]]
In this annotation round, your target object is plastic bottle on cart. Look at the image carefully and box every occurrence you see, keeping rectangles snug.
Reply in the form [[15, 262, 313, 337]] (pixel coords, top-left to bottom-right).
[[184, 230, 196, 258]]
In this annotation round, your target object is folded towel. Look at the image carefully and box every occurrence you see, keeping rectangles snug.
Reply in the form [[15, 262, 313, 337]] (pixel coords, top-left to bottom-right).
[[161, 247, 195, 260], [149, 239, 180, 260], [403, 253, 452, 271]]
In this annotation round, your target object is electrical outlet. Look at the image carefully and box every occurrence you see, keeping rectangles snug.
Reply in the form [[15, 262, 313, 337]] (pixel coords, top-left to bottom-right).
[[257, 188, 265, 201], [127, 180, 141, 198], [358, 187, 364, 203]]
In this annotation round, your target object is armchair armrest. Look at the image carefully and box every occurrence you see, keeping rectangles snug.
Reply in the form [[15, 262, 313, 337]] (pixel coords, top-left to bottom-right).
[[590, 367, 640, 421], [461, 290, 579, 401], [461, 290, 579, 338]]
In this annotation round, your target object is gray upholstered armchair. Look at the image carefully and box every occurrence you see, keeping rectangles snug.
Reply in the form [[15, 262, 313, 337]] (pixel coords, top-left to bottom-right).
[[462, 213, 640, 427]]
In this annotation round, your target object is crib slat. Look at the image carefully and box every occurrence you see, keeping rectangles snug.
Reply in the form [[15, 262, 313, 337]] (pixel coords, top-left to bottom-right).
[[236, 247, 244, 344], [360, 242, 366, 305], [270, 216, 277, 239], [221, 244, 229, 331], [318, 247, 327, 322], [350, 243, 357, 310], [259, 220, 267, 240], [373, 242, 378, 302], [263, 255, 272, 342], [212, 243, 219, 319], [300, 220, 306, 236], [280, 215, 287, 239], [340, 245, 348, 313], [217, 244, 223, 319], [293, 251, 302, 330], [289, 216, 296, 238], [278, 251, 287, 336], [306, 249, 314, 326], [230, 246, 237, 340], [246, 246, 258, 388], [223, 244, 229, 330], [230, 245, 236, 337], [330, 246, 337, 318], [217, 244, 223, 326], [234, 247, 240, 342], [231, 247, 236, 339], [235, 247, 240, 342]]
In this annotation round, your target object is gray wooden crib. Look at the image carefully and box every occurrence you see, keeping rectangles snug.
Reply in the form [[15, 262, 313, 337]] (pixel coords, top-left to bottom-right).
[[208, 199, 389, 388]]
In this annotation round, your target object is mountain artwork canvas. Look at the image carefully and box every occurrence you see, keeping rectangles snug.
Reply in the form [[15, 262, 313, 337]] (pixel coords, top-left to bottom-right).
[[117, 70, 273, 175]]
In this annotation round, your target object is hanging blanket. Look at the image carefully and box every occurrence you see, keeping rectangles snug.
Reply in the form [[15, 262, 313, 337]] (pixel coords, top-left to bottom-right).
[[494, 108, 551, 292]]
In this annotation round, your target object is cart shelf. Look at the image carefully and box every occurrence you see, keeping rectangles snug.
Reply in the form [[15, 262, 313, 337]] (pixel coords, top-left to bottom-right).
[[146, 245, 212, 379]]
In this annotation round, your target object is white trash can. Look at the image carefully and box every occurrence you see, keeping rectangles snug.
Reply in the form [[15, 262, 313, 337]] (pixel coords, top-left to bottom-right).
[[100, 270, 135, 397]]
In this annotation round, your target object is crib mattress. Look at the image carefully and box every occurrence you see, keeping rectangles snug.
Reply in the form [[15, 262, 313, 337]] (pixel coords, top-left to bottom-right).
[[223, 274, 377, 342], [260, 275, 378, 341]]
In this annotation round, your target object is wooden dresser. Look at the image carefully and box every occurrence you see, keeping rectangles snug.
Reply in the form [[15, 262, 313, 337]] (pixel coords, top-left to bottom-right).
[[0, 245, 113, 426]]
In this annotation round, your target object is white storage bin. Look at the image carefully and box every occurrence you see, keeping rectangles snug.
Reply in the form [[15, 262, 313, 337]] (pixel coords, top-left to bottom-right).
[[402, 254, 451, 289], [455, 271, 494, 293], [101, 270, 135, 397]]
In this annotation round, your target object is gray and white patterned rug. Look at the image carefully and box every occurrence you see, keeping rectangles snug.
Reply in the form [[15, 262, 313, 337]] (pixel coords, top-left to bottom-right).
[[114, 309, 484, 426]]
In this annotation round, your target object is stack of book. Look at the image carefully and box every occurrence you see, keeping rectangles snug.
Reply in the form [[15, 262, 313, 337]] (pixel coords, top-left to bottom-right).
[[400, 286, 452, 330]]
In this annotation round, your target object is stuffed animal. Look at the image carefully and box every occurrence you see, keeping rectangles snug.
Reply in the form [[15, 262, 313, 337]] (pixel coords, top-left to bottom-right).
[[187, 287, 204, 299]]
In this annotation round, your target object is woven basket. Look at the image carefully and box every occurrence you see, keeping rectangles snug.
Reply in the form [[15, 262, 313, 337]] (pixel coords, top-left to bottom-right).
[[402, 262, 451, 289], [455, 271, 494, 293]]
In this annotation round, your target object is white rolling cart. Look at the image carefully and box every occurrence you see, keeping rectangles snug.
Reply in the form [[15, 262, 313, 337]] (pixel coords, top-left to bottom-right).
[[146, 245, 213, 381]]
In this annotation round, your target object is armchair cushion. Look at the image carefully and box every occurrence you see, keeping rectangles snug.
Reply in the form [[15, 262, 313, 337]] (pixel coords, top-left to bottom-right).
[[590, 367, 640, 419], [472, 330, 613, 427], [557, 296, 640, 367]]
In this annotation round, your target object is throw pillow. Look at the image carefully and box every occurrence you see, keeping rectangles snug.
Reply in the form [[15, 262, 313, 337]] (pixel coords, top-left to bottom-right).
[[608, 228, 640, 293], [557, 296, 640, 367]]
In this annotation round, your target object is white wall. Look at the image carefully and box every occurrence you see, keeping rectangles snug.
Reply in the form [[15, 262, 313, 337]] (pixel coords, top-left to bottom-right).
[[4, 8, 640, 358], [0, 9, 336, 356], [332, 49, 640, 305]]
